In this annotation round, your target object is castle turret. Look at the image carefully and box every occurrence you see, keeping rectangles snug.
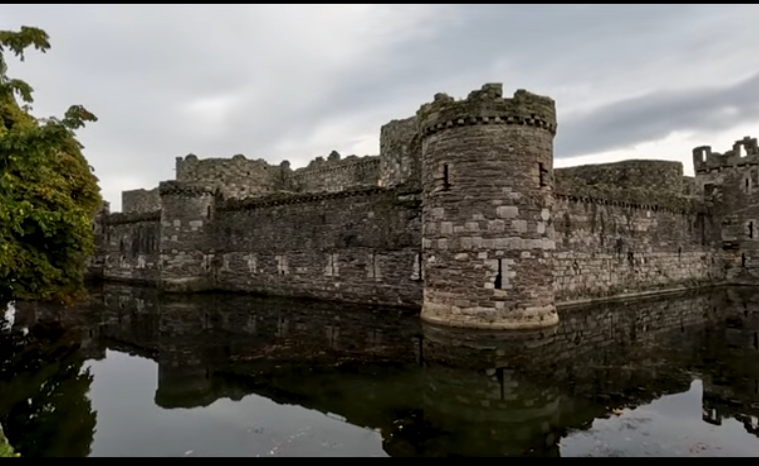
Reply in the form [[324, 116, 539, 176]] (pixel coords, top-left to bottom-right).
[[417, 83, 558, 330], [158, 180, 217, 292], [693, 136, 759, 279]]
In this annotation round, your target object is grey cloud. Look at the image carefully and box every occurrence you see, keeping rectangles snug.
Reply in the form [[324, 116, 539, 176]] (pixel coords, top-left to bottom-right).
[[556, 72, 759, 158], [2, 4, 759, 210]]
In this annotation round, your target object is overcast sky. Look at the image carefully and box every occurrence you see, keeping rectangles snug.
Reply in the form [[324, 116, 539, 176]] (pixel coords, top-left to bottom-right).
[[2, 5, 758, 211]]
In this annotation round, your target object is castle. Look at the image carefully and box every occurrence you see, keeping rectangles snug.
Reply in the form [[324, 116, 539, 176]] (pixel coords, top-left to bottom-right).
[[89, 82, 758, 330]]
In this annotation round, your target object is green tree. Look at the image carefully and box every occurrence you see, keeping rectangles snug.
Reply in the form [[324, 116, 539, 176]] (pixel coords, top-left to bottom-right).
[[0, 26, 102, 305]]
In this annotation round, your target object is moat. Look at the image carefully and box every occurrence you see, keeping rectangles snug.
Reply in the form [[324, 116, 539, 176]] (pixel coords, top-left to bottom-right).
[[3, 284, 759, 457]]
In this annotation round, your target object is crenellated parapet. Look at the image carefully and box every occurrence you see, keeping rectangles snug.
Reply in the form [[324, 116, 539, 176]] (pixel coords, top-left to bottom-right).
[[291, 152, 381, 192], [417, 83, 557, 138]]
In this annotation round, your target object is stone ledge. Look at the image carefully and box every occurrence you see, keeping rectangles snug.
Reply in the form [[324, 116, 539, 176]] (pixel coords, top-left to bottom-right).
[[556, 281, 729, 311], [555, 185, 703, 214]]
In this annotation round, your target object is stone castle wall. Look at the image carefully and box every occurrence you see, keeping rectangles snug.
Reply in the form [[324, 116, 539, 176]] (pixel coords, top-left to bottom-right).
[[552, 188, 723, 302], [89, 82, 759, 329], [121, 188, 161, 214], [97, 211, 162, 284], [211, 187, 423, 307]]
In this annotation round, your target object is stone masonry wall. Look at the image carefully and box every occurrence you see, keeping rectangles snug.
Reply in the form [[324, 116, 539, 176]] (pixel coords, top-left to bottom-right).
[[122, 188, 161, 214], [98, 212, 161, 284], [290, 153, 380, 193], [158, 181, 217, 292], [418, 84, 559, 329], [175, 154, 283, 199], [555, 159, 684, 194], [552, 192, 724, 302], [92, 84, 759, 321], [174, 151, 382, 199], [211, 186, 423, 308], [379, 116, 421, 189], [693, 136, 759, 282]]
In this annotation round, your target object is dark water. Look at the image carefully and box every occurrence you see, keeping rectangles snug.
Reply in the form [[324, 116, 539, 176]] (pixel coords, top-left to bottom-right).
[[2, 284, 759, 457]]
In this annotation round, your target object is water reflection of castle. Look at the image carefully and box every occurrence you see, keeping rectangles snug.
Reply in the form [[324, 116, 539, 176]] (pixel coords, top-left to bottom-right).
[[12, 285, 759, 457]]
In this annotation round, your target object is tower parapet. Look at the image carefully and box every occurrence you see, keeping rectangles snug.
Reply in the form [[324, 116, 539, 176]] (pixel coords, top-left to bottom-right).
[[693, 136, 759, 174], [417, 83, 559, 330]]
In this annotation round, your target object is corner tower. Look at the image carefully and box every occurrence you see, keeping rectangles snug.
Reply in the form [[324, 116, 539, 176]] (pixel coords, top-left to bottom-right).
[[158, 180, 217, 292], [417, 83, 558, 330]]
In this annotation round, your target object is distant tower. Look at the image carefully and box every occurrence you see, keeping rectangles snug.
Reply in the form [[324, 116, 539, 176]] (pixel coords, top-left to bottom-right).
[[417, 83, 559, 330], [693, 136, 759, 279]]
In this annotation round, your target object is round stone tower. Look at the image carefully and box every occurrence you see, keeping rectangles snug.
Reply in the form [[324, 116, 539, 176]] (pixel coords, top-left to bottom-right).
[[417, 83, 558, 330]]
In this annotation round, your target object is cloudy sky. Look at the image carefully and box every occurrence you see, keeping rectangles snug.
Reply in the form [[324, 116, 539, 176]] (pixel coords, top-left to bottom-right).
[[2, 5, 759, 211]]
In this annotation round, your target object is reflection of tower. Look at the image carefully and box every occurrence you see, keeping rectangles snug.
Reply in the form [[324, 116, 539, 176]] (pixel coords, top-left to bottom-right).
[[154, 302, 215, 409], [420, 321, 557, 371], [382, 364, 562, 457], [382, 322, 563, 457], [417, 83, 559, 330]]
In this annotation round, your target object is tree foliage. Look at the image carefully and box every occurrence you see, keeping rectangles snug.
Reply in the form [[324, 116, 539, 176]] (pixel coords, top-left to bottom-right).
[[0, 317, 95, 457], [0, 26, 102, 304]]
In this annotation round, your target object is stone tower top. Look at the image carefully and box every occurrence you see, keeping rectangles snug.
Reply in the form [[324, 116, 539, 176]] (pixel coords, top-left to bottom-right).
[[693, 136, 759, 174], [416, 83, 557, 138]]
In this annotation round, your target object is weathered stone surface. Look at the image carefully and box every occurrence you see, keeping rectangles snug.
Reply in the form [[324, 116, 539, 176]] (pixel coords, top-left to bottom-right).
[[418, 84, 558, 330], [88, 82, 759, 331]]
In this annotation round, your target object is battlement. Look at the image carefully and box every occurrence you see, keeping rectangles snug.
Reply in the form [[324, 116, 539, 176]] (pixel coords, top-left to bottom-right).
[[416, 83, 557, 137], [293, 153, 379, 177], [693, 136, 759, 173]]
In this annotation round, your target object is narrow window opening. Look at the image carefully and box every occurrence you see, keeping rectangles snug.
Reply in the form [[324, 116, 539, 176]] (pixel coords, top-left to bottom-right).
[[678, 246, 682, 260], [539, 163, 549, 187], [496, 367, 505, 401], [416, 336, 424, 366], [442, 164, 451, 190], [742, 253, 747, 267], [750, 222, 754, 238], [747, 178, 751, 191], [699, 214, 706, 245], [207, 205, 212, 218], [494, 259, 503, 289]]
